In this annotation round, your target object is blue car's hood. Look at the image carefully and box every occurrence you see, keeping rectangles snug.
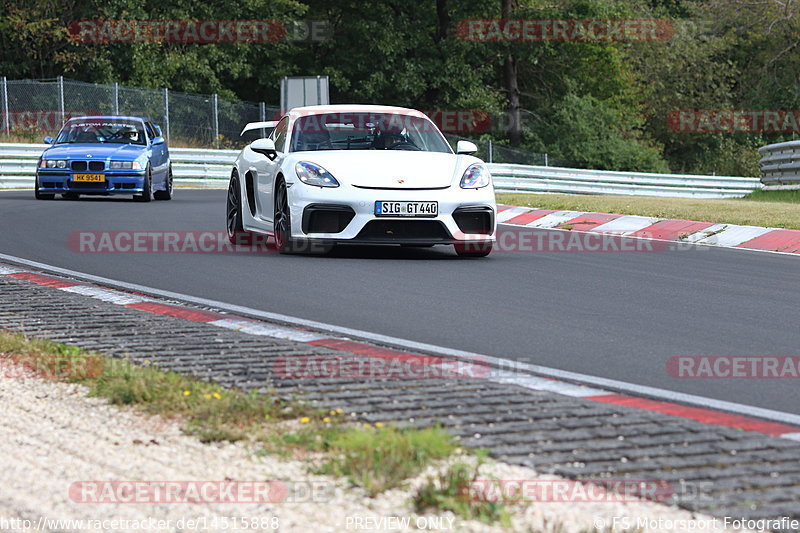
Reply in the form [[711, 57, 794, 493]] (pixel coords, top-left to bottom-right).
[[43, 143, 146, 160]]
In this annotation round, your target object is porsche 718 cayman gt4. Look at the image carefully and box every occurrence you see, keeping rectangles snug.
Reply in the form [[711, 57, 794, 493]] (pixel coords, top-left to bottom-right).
[[226, 105, 496, 256]]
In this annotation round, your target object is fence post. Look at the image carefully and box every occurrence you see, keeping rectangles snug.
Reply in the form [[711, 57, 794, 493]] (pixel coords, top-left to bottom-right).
[[544, 153, 548, 167], [488, 139, 493, 163], [259, 102, 266, 138], [212, 93, 219, 149], [2, 77, 9, 136], [58, 76, 65, 125], [163, 88, 170, 141], [113, 82, 119, 114]]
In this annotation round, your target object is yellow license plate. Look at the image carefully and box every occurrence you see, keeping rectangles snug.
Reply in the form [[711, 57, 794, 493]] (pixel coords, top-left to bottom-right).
[[73, 173, 105, 182]]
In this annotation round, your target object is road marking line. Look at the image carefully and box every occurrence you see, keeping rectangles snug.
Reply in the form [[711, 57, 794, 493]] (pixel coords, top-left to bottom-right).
[[0, 265, 25, 275], [587, 393, 800, 436], [495, 206, 531, 223], [209, 318, 328, 342], [125, 301, 224, 322], [61, 285, 152, 305], [527, 210, 587, 228], [590, 215, 662, 235], [9, 272, 78, 288], [693, 225, 774, 247], [494, 373, 609, 397]]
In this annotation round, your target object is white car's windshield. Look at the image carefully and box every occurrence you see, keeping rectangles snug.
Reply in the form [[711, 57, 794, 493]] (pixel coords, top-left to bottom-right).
[[55, 119, 147, 145], [289, 112, 452, 153]]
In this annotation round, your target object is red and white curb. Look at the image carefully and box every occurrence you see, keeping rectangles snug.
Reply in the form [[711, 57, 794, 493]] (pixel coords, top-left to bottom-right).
[[498, 205, 800, 254], [2, 260, 800, 441]]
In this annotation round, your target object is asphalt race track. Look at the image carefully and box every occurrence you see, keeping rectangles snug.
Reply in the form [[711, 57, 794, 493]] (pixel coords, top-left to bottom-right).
[[2, 189, 798, 415]]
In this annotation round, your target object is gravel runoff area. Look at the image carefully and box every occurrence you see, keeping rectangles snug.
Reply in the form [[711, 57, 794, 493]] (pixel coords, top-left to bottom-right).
[[0, 357, 765, 533]]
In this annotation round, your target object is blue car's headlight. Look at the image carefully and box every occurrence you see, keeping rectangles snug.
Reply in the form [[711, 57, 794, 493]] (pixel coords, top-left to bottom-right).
[[41, 160, 67, 169], [460, 163, 491, 189], [109, 161, 140, 169], [295, 161, 339, 188]]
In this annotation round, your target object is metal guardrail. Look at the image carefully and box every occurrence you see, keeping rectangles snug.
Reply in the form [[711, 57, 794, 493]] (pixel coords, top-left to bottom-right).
[[1, 143, 760, 198], [489, 163, 760, 198], [758, 140, 800, 188], [0, 143, 237, 188]]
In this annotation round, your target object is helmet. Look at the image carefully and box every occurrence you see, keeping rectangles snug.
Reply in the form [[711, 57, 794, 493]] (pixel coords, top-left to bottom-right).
[[121, 125, 139, 141]]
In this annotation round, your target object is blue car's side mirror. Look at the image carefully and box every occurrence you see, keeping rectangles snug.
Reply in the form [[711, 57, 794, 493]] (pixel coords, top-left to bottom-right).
[[44, 136, 54, 144], [152, 136, 165, 145]]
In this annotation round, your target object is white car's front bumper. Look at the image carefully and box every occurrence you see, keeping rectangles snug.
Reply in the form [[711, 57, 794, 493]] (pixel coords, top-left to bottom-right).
[[287, 182, 496, 244]]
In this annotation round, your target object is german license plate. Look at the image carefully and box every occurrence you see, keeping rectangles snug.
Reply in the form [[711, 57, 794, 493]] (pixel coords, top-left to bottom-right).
[[375, 201, 438, 217], [73, 173, 105, 182]]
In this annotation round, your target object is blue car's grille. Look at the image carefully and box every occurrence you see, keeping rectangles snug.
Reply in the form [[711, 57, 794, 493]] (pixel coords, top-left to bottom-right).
[[69, 161, 105, 171], [69, 181, 108, 189]]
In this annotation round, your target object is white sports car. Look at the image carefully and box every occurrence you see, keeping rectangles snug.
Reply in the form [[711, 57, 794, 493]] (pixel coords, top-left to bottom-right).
[[226, 105, 496, 256]]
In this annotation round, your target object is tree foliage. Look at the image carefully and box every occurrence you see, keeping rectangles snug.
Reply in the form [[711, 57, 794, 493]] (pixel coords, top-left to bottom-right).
[[1, 0, 797, 175]]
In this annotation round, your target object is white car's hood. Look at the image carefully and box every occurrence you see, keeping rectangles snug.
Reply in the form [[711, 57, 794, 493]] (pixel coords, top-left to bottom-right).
[[292, 150, 462, 189]]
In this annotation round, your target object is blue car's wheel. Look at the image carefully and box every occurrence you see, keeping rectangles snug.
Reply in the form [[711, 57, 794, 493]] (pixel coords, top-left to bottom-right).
[[154, 166, 173, 201], [34, 176, 54, 200], [134, 165, 152, 202]]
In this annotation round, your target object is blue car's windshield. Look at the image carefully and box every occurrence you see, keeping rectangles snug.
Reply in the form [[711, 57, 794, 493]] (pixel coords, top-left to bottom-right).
[[289, 112, 452, 153], [55, 119, 146, 145]]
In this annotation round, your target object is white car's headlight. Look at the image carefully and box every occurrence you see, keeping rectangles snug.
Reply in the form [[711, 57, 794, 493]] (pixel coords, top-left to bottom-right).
[[42, 160, 68, 169], [460, 163, 491, 189], [295, 161, 339, 188]]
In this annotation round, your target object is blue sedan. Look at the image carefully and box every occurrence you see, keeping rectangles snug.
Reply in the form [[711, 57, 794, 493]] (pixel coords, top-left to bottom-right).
[[36, 116, 172, 201]]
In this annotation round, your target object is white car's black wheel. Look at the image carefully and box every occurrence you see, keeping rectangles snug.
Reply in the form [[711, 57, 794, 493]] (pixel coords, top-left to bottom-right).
[[274, 178, 295, 254], [226, 172, 249, 244]]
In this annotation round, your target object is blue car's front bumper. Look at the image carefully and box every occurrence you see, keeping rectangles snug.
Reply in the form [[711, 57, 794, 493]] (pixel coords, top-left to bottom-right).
[[36, 169, 147, 195]]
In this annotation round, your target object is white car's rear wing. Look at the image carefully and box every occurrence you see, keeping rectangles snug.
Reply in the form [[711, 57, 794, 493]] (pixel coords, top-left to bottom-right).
[[240, 121, 278, 136]]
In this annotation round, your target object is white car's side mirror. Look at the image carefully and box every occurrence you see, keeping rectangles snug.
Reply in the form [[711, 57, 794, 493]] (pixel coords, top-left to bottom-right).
[[250, 138, 278, 161], [456, 140, 478, 155]]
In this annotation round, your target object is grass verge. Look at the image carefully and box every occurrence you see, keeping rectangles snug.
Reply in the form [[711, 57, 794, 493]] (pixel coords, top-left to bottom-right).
[[497, 192, 800, 230], [741, 189, 800, 203], [0, 331, 313, 442], [413, 455, 512, 527], [0, 331, 480, 504], [317, 425, 456, 496]]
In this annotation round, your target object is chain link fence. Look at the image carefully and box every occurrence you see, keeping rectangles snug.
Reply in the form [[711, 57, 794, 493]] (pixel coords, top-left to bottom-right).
[[443, 133, 560, 166], [0, 76, 280, 149], [0, 76, 553, 163]]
